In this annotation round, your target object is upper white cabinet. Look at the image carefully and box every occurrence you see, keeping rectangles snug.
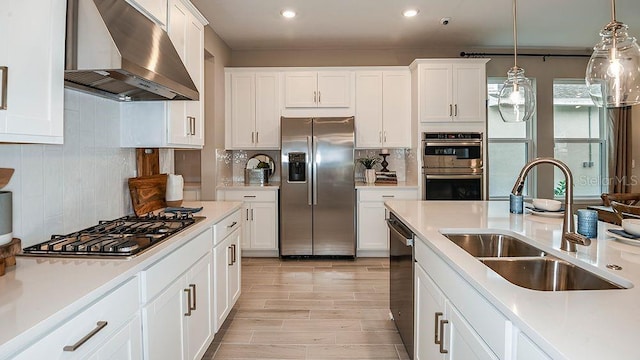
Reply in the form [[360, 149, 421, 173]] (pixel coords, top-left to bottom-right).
[[355, 70, 411, 148], [126, 0, 168, 25], [225, 70, 281, 149], [412, 59, 488, 123], [0, 0, 65, 144], [121, 0, 206, 148], [284, 71, 352, 108]]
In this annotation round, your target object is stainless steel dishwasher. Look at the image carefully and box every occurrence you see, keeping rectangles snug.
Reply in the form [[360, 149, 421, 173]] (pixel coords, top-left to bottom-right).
[[388, 212, 414, 359]]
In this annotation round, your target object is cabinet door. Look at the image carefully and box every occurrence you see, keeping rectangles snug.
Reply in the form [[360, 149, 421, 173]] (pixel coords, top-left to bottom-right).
[[185, 254, 212, 360], [357, 202, 388, 250], [420, 64, 453, 122], [228, 230, 242, 305], [515, 332, 552, 360], [185, 14, 204, 146], [229, 73, 256, 148], [0, 0, 64, 144], [250, 202, 277, 249], [415, 263, 446, 360], [445, 304, 498, 360], [88, 315, 143, 360], [143, 277, 187, 360], [452, 64, 485, 122], [284, 72, 317, 107], [254, 72, 281, 148], [382, 71, 411, 148], [317, 71, 351, 108], [214, 238, 231, 331], [167, 0, 191, 146], [355, 72, 383, 148]]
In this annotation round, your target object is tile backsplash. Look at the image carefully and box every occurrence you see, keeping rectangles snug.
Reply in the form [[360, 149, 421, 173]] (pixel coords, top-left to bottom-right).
[[0, 89, 136, 248]]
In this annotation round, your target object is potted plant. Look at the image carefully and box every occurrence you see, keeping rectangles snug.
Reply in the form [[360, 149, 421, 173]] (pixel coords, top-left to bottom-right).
[[357, 156, 380, 184]]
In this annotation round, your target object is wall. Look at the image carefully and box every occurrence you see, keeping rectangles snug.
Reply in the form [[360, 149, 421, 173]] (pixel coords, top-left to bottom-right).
[[229, 47, 592, 198], [0, 89, 136, 248]]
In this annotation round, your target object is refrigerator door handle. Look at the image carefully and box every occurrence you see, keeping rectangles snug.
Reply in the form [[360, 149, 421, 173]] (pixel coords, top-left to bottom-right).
[[307, 136, 313, 206], [312, 136, 318, 205]]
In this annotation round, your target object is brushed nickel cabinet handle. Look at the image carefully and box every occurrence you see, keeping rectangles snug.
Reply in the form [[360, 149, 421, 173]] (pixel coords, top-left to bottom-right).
[[251, 131, 255, 143], [313, 91, 317, 103], [382, 195, 395, 198], [449, 104, 452, 116], [228, 246, 233, 266], [0, 66, 6, 110], [246, 209, 249, 221], [454, 104, 458, 117], [227, 221, 238, 229], [63, 321, 108, 351], [184, 288, 192, 316], [191, 117, 196, 135], [251, 208, 254, 221], [256, 132, 259, 143], [244, 195, 257, 198], [189, 284, 196, 311], [434, 312, 443, 344], [318, 91, 321, 103], [231, 244, 237, 264], [439, 319, 449, 354], [383, 131, 387, 142]]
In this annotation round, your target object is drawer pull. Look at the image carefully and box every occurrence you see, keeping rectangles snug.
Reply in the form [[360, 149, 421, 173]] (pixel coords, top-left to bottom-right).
[[184, 288, 193, 316], [243, 195, 257, 198], [0, 66, 6, 110], [439, 319, 449, 354], [228, 246, 234, 266], [227, 221, 238, 229], [382, 195, 395, 198], [63, 321, 108, 351], [231, 244, 237, 264], [189, 284, 197, 311], [434, 312, 443, 344]]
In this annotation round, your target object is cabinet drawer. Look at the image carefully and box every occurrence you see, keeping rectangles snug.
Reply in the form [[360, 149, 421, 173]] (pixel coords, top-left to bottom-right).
[[141, 228, 212, 302], [221, 190, 277, 202], [213, 210, 242, 246], [14, 278, 139, 359], [358, 188, 418, 202]]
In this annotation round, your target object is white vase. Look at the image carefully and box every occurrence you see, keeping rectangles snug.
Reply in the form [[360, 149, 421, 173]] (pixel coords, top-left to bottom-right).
[[365, 169, 376, 184]]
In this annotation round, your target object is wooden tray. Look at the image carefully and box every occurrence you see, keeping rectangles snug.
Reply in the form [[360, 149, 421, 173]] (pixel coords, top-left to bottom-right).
[[0, 238, 21, 276], [128, 174, 167, 216]]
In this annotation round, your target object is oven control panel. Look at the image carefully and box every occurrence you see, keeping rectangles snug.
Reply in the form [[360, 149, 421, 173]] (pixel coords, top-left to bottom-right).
[[423, 132, 482, 140]]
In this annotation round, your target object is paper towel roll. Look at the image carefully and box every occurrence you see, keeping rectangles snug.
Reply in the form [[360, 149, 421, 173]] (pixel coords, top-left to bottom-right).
[[0, 191, 12, 245], [166, 174, 184, 206]]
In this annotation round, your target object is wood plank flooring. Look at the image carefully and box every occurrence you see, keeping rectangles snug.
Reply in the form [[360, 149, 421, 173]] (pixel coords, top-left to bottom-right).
[[203, 257, 409, 360]]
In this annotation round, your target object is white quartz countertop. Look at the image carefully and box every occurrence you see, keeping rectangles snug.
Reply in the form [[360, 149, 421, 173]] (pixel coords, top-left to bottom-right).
[[217, 182, 280, 190], [355, 181, 418, 189], [385, 200, 640, 360], [0, 201, 241, 357]]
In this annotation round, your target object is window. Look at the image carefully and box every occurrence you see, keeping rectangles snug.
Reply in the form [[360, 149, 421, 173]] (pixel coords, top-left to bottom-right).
[[487, 78, 535, 198], [553, 80, 606, 198]]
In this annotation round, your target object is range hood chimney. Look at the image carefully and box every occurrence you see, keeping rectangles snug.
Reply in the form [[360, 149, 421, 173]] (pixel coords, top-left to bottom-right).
[[64, 0, 199, 101]]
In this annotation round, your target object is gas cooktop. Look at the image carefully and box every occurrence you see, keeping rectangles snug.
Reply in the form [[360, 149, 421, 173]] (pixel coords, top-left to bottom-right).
[[21, 212, 203, 259]]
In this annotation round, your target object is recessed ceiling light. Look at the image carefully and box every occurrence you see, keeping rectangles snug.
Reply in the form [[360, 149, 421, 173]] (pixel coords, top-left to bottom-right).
[[281, 9, 296, 18], [403, 9, 419, 17]]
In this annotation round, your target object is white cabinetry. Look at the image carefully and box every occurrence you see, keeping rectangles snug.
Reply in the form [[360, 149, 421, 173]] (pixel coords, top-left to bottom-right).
[[284, 71, 352, 108], [141, 228, 213, 360], [121, 0, 206, 148], [412, 59, 488, 123], [13, 278, 141, 360], [127, 0, 168, 25], [355, 70, 411, 148], [0, 0, 64, 144], [225, 71, 281, 149], [213, 212, 242, 331], [357, 188, 417, 256], [217, 189, 278, 256]]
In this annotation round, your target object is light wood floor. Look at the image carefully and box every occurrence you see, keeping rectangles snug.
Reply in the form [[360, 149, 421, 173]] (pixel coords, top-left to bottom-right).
[[202, 257, 409, 360]]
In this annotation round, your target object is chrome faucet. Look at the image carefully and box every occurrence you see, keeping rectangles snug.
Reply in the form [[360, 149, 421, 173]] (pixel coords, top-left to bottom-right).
[[511, 157, 591, 252]]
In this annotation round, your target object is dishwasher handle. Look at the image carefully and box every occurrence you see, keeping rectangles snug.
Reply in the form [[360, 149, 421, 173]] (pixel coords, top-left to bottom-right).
[[387, 218, 414, 247]]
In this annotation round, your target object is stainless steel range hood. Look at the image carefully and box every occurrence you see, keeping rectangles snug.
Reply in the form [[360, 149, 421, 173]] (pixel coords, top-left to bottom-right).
[[64, 0, 198, 101]]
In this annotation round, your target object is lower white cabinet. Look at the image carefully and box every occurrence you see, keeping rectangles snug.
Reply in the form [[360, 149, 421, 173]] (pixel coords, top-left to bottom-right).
[[357, 188, 418, 256], [213, 226, 241, 332], [515, 332, 552, 360], [13, 278, 141, 360], [143, 253, 212, 360], [217, 189, 278, 256]]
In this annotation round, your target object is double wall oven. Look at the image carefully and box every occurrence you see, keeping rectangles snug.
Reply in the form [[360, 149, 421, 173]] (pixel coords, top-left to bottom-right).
[[422, 132, 484, 200]]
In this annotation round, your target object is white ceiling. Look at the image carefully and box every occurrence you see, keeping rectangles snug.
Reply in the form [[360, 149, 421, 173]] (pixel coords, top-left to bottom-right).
[[191, 0, 640, 51]]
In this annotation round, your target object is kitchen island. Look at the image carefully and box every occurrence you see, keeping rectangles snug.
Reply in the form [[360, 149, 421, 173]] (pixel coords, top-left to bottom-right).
[[386, 200, 639, 360], [0, 201, 241, 359]]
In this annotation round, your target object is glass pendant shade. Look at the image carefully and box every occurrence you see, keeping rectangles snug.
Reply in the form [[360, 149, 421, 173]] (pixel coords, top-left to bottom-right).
[[586, 22, 640, 107], [498, 67, 536, 123]]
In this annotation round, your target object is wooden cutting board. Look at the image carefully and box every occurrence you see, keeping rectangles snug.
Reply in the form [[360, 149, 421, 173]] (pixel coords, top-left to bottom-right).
[[0, 168, 14, 189], [128, 174, 167, 216]]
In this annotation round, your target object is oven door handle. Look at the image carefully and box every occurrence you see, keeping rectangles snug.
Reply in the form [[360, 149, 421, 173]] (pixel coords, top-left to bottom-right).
[[425, 174, 483, 180], [423, 141, 481, 147]]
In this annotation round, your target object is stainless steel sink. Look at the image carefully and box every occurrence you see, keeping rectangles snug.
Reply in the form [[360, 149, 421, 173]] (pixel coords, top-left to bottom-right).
[[480, 257, 625, 291], [444, 233, 546, 258]]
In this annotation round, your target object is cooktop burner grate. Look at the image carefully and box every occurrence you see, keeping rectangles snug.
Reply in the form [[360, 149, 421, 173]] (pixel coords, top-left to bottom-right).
[[21, 212, 200, 258]]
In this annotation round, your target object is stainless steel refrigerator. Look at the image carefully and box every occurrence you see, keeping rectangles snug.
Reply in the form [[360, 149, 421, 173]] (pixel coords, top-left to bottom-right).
[[280, 117, 356, 257]]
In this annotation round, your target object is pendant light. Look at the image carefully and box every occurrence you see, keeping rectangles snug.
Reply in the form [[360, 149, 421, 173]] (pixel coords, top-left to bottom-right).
[[498, 0, 536, 123], [585, 0, 640, 108]]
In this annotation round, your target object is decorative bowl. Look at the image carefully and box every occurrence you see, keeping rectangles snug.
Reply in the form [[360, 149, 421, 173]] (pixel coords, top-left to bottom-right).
[[622, 219, 640, 236], [532, 198, 562, 212]]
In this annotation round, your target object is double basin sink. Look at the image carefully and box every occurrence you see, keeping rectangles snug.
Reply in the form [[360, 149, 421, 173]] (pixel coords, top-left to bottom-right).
[[443, 233, 625, 291]]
